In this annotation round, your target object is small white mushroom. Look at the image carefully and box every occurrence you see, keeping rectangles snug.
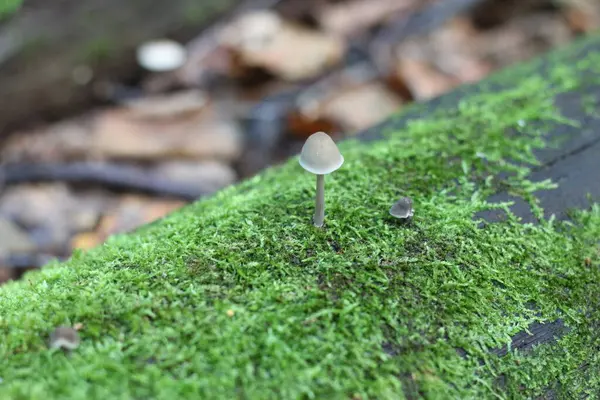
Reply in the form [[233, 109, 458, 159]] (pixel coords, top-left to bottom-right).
[[389, 197, 414, 220], [49, 326, 80, 351], [299, 132, 344, 227], [136, 39, 187, 72]]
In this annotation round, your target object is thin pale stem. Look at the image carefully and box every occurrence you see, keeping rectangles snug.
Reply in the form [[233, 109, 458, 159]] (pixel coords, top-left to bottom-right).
[[313, 174, 325, 227]]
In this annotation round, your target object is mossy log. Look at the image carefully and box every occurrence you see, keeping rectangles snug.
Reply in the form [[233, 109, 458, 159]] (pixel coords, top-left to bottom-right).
[[0, 0, 241, 134], [1, 34, 600, 399]]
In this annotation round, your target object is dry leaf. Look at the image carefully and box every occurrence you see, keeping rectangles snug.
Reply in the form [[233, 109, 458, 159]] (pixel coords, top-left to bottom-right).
[[83, 196, 186, 248], [1, 119, 93, 163], [71, 232, 101, 251], [317, 0, 415, 37], [414, 18, 491, 82], [92, 108, 243, 161], [223, 10, 345, 81], [123, 90, 209, 120], [396, 59, 458, 101], [287, 112, 339, 139], [560, 0, 600, 32], [321, 82, 403, 133], [477, 13, 572, 68]]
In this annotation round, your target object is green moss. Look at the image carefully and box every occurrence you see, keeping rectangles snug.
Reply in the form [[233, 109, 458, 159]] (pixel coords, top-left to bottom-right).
[[0, 0, 22, 20], [581, 92, 600, 117], [1, 35, 600, 399]]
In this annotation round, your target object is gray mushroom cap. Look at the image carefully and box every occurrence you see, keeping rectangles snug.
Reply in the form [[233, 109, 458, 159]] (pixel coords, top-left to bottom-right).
[[299, 132, 344, 175], [389, 197, 414, 219], [49, 326, 80, 350]]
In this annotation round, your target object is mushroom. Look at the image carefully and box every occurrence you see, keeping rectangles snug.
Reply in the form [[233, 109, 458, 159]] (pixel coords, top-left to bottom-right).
[[389, 197, 414, 221], [49, 326, 80, 351], [299, 132, 344, 227], [136, 39, 187, 72]]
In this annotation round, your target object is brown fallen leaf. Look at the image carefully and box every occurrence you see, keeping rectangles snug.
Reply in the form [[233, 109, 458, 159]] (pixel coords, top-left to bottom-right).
[[222, 10, 346, 81], [0, 118, 93, 163], [3, 101, 243, 163], [92, 108, 243, 161], [476, 13, 572, 68], [564, 7, 589, 33], [396, 58, 458, 101], [561, 0, 600, 32], [97, 195, 186, 239], [321, 82, 404, 134], [71, 232, 102, 251], [289, 62, 385, 136], [398, 18, 492, 84], [122, 90, 209, 120], [287, 112, 339, 140], [73, 195, 182, 252], [317, 0, 416, 37]]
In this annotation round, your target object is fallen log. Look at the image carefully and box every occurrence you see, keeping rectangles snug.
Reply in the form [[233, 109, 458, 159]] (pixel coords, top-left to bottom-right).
[[1, 32, 599, 399]]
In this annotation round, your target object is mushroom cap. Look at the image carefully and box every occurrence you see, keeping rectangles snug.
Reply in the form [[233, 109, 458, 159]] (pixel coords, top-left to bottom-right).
[[49, 326, 80, 350], [299, 132, 344, 175], [136, 39, 187, 72], [389, 197, 414, 219]]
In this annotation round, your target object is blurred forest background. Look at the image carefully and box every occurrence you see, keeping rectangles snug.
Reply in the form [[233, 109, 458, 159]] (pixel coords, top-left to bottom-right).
[[0, 0, 599, 284]]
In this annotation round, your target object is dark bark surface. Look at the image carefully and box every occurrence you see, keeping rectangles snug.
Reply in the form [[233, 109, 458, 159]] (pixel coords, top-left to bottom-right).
[[0, 162, 207, 199], [360, 37, 600, 225], [357, 36, 600, 360]]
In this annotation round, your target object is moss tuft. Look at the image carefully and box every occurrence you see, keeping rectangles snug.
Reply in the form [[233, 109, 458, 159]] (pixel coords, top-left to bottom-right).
[[0, 0, 22, 20]]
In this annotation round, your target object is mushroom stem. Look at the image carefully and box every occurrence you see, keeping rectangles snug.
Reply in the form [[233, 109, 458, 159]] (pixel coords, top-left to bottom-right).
[[314, 174, 325, 227]]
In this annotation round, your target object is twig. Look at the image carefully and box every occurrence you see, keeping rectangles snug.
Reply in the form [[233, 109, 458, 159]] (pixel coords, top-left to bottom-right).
[[0, 254, 59, 270], [0, 162, 207, 200]]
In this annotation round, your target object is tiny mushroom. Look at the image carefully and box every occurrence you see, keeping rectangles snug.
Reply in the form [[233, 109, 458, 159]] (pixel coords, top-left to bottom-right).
[[136, 39, 187, 72], [49, 326, 80, 351], [299, 131, 344, 227], [389, 197, 414, 220]]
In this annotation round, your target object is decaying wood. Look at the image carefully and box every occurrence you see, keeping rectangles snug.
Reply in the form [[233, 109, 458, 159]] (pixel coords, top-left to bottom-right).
[[357, 35, 600, 393]]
